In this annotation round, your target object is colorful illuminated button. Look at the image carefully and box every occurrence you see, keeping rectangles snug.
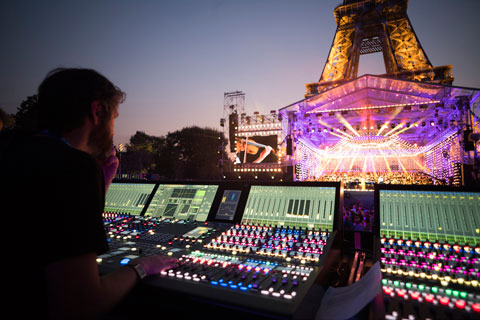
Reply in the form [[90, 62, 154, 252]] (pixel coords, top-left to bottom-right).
[[472, 303, 480, 312], [455, 300, 466, 309], [439, 297, 449, 305], [410, 292, 420, 300], [425, 294, 435, 303]]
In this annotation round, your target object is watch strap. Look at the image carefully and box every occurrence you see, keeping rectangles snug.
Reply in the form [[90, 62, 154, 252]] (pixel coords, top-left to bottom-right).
[[128, 263, 147, 280]]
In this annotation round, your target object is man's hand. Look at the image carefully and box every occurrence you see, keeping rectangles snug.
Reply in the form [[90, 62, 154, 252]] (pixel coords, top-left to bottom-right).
[[100, 147, 119, 191], [134, 255, 179, 276]]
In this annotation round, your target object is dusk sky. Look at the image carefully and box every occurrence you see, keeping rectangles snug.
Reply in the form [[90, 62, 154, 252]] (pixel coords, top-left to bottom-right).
[[1, 0, 479, 146]]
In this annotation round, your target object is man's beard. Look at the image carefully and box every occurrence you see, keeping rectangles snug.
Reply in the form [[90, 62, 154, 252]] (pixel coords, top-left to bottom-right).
[[88, 117, 113, 161]]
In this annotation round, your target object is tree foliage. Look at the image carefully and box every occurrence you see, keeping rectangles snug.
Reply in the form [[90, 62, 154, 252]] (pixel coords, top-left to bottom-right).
[[14, 95, 40, 133], [121, 127, 230, 180]]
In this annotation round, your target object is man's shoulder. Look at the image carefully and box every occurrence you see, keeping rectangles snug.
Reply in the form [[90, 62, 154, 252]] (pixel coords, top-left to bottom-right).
[[1, 132, 100, 177]]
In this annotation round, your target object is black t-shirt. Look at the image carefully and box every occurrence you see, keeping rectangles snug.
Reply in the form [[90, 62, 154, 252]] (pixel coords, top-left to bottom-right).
[[1, 132, 109, 319]]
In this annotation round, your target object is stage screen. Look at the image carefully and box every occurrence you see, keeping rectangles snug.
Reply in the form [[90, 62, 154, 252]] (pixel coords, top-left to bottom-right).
[[235, 135, 278, 164]]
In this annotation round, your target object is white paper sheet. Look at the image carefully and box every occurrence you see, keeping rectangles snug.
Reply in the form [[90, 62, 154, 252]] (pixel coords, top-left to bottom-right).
[[315, 261, 382, 320]]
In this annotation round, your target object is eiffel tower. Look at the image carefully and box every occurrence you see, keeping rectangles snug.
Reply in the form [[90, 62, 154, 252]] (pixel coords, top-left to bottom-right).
[[306, 0, 454, 96]]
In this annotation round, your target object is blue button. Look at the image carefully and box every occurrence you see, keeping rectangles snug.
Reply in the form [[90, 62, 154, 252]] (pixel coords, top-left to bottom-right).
[[120, 258, 131, 265], [210, 281, 219, 286]]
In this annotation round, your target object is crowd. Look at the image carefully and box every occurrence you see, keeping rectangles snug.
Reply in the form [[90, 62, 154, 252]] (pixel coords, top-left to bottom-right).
[[343, 202, 374, 232], [316, 171, 435, 189]]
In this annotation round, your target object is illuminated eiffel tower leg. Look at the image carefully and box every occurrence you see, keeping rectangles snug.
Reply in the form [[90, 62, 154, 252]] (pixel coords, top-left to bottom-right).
[[306, 0, 453, 97]]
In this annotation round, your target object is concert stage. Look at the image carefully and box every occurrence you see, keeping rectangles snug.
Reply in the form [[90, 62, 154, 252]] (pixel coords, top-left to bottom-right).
[[279, 75, 480, 186]]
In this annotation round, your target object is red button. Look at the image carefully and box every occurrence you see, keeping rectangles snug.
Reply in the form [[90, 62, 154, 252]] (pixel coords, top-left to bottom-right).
[[455, 300, 466, 309], [425, 294, 435, 303], [384, 287, 393, 295], [410, 292, 420, 300], [397, 289, 406, 297], [439, 297, 449, 305], [472, 303, 480, 312]]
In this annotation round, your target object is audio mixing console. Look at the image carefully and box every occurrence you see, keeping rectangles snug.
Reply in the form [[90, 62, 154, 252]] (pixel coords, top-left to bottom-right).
[[104, 182, 156, 215], [374, 185, 480, 320], [97, 181, 341, 319]]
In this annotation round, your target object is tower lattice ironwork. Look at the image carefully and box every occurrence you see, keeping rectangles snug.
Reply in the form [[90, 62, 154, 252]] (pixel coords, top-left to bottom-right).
[[306, 0, 453, 96]]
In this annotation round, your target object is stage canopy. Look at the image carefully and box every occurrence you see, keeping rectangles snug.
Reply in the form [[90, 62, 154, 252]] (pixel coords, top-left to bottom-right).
[[279, 75, 480, 181]]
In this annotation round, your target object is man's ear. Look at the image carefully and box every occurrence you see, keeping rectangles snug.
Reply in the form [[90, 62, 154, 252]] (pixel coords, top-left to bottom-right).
[[90, 101, 103, 125]]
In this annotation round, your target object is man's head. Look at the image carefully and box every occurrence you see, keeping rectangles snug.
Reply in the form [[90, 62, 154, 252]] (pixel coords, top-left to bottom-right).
[[37, 68, 125, 159]]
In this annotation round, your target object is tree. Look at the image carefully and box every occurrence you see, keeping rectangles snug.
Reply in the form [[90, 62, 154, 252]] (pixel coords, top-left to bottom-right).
[[120, 127, 230, 180], [14, 95, 40, 133], [121, 131, 164, 174], [165, 126, 229, 180]]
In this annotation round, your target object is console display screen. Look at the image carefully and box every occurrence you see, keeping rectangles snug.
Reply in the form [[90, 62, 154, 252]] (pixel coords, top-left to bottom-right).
[[215, 190, 242, 221], [104, 183, 156, 215], [242, 185, 337, 229], [144, 184, 219, 222]]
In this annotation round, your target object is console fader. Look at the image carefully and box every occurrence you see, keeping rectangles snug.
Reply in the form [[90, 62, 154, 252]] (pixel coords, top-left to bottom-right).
[[97, 181, 341, 319]]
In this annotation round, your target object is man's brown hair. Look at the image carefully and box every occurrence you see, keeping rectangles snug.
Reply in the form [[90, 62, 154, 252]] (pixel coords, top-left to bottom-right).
[[38, 68, 125, 133]]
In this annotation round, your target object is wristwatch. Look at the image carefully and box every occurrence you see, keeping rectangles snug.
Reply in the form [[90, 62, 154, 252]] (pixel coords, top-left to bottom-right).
[[127, 263, 147, 280]]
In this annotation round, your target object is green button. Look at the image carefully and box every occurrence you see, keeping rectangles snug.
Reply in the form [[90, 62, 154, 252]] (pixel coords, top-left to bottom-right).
[[406, 282, 412, 289], [394, 280, 400, 287], [453, 290, 459, 297], [445, 289, 452, 295], [431, 287, 438, 293], [382, 279, 388, 285], [460, 292, 467, 298], [418, 284, 425, 291]]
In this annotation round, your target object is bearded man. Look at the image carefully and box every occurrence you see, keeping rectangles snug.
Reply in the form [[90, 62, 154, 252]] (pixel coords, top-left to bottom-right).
[[0, 68, 177, 320]]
